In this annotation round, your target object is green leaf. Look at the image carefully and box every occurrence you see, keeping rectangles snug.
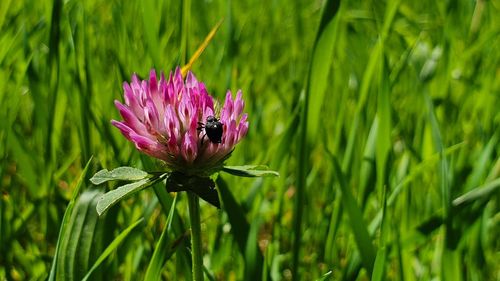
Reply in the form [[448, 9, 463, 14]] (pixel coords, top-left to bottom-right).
[[81, 218, 144, 281], [90, 166, 149, 185], [315, 271, 333, 281], [56, 190, 104, 281], [222, 165, 279, 178], [48, 157, 93, 281], [140, 154, 174, 215], [96, 174, 166, 216]]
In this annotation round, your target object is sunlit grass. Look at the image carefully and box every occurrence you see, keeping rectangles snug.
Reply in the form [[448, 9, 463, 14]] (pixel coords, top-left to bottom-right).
[[1, 0, 499, 280]]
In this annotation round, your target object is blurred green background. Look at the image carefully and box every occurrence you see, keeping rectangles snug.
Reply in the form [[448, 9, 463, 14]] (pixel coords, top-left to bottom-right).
[[1, 0, 499, 280]]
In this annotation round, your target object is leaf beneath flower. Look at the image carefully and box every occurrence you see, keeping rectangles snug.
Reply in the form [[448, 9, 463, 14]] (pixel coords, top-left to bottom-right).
[[222, 165, 280, 178], [166, 172, 220, 208], [191, 181, 220, 209], [90, 167, 149, 185], [96, 174, 166, 216]]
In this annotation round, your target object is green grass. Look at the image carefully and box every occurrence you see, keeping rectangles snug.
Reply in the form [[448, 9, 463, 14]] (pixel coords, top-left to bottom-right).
[[1, 0, 499, 280]]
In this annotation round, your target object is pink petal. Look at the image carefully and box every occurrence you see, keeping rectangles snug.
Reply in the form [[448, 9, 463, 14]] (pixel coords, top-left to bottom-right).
[[164, 105, 180, 132], [144, 99, 160, 132], [223, 119, 237, 147], [114, 100, 149, 136], [221, 91, 234, 121], [178, 93, 194, 130], [203, 107, 215, 121], [129, 131, 167, 159], [237, 113, 249, 140], [159, 72, 169, 104], [186, 71, 198, 89], [149, 69, 158, 96], [111, 120, 134, 140], [148, 70, 165, 116], [140, 80, 148, 104], [173, 67, 183, 95], [181, 132, 198, 163], [131, 74, 145, 106], [233, 90, 244, 119], [123, 82, 144, 119]]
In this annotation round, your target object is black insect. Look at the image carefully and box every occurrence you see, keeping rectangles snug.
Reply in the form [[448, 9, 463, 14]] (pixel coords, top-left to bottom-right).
[[198, 116, 223, 144]]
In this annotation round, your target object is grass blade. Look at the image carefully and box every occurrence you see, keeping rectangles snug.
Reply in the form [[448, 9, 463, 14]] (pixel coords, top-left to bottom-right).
[[452, 178, 500, 208], [216, 177, 249, 252], [371, 247, 387, 281], [217, 177, 266, 280], [81, 218, 144, 281], [144, 195, 179, 281], [181, 19, 224, 77], [306, 0, 340, 141], [315, 270, 333, 281], [141, 0, 160, 65], [47, 157, 93, 281], [244, 217, 261, 281], [331, 156, 375, 275], [293, 0, 341, 279]]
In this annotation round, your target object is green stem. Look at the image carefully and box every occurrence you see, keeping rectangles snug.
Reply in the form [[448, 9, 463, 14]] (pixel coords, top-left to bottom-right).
[[187, 191, 204, 281]]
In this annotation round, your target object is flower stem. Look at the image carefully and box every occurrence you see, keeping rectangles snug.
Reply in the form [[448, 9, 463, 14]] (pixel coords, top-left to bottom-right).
[[187, 191, 204, 281]]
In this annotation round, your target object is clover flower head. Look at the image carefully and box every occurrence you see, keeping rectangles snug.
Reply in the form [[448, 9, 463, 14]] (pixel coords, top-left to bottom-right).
[[111, 68, 248, 175]]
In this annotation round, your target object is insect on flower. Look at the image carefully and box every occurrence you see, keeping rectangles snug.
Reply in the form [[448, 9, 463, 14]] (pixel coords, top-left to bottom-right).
[[198, 115, 223, 144]]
